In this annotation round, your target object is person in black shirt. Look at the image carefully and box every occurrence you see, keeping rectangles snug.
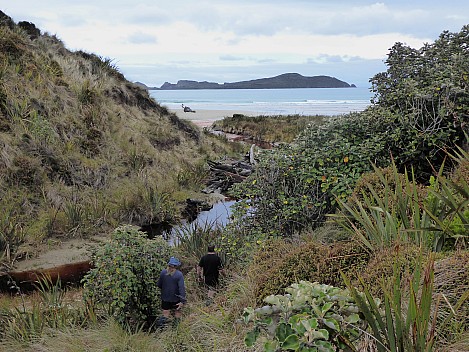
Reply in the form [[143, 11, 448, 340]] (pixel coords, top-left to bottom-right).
[[197, 245, 223, 304]]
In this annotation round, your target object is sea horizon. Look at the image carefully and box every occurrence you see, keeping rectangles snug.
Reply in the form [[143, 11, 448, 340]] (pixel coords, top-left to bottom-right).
[[150, 87, 373, 116]]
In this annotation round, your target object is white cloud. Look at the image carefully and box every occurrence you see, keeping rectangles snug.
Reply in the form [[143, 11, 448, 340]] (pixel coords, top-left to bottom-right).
[[3, 0, 468, 86]]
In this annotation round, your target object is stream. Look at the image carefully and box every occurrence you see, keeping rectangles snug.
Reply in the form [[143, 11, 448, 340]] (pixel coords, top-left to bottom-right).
[[168, 199, 236, 246]]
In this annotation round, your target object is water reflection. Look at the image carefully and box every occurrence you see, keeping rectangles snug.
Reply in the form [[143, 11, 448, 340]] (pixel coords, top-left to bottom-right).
[[169, 200, 236, 246]]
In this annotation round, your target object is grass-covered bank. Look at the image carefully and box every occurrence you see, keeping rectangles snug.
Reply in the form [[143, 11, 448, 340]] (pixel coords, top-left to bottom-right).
[[0, 12, 468, 352], [212, 114, 326, 144], [0, 12, 245, 269]]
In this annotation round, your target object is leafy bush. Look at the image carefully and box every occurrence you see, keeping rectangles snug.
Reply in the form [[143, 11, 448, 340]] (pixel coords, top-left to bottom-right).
[[225, 107, 409, 253], [227, 27, 468, 245], [370, 26, 468, 180], [82, 226, 172, 327], [243, 281, 368, 351]]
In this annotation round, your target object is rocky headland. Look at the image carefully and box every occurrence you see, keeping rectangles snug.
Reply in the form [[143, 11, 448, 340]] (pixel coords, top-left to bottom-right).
[[143, 73, 355, 90]]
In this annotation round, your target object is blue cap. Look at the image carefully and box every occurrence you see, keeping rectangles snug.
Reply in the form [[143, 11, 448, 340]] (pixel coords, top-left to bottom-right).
[[168, 256, 181, 266]]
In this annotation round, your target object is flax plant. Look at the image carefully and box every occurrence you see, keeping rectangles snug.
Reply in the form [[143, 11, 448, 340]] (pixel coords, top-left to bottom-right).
[[342, 253, 437, 352], [2, 276, 91, 343], [333, 161, 435, 251], [174, 219, 225, 264], [424, 146, 469, 250]]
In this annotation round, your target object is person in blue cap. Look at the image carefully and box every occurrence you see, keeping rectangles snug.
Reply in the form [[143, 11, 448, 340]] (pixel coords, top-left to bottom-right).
[[156, 256, 186, 326]]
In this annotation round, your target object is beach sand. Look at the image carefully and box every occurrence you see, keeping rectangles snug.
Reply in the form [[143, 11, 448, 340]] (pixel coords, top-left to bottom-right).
[[171, 108, 254, 128]]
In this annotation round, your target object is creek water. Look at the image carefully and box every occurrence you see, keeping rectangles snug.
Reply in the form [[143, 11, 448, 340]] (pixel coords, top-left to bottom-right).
[[168, 199, 236, 246]]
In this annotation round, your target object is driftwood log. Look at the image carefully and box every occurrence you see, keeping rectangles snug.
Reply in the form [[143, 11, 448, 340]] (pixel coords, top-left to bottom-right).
[[203, 158, 254, 194], [0, 260, 92, 293]]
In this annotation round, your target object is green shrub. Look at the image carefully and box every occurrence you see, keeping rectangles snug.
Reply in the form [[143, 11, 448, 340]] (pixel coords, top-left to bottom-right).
[[370, 26, 468, 180], [243, 280, 367, 351], [228, 27, 468, 245], [82, 225, 172, 327], [227, 107, 397, 243]]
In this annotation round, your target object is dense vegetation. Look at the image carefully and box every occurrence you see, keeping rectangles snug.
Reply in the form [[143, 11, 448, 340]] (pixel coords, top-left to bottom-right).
[[0, 12, 467, 352], [224, 26, 468, 252]]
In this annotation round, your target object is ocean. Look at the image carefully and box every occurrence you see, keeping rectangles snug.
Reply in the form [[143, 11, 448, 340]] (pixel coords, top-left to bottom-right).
[[149, 87, 373, 116]]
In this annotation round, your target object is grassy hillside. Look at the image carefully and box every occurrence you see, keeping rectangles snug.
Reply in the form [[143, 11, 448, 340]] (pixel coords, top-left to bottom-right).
[[0, 11, 239, 267]]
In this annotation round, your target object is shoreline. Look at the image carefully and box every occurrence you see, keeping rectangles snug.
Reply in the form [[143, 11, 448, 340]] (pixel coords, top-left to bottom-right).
[[170, 108, 254, 128]]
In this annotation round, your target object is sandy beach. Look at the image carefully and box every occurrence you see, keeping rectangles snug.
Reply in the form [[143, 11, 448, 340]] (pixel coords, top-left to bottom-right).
[[171, 108, 254, 128]]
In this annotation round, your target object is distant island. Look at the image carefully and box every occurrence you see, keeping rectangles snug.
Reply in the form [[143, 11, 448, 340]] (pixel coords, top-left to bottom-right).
[[137, 73, 356, 90]]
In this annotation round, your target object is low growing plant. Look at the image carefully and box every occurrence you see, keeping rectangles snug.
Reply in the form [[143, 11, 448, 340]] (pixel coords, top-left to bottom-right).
[[243, 280, 368, 351], [334, 152, 468, 252], [173, 219, 225, 266], [2, 276, 91, 342]]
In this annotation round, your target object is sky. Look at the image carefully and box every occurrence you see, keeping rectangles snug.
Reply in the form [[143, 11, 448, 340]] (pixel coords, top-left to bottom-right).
[[2, 1, 468, 88]]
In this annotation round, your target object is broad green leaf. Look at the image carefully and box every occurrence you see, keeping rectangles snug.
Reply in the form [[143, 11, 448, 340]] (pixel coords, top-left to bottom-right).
[[264, 340, 278, 352], [314, 340, 335, 352], [344, 313, 360, 324], [323, 318, 339, 331], [282, 334, 300, 350], [311, 329, 329, 340], [275, 322, 294, 343], [244, 330, 259, 347], [321, 302, 333, 314]]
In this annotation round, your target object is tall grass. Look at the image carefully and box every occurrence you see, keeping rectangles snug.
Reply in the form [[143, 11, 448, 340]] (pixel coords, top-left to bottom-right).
[[1, 276, 94, 344]]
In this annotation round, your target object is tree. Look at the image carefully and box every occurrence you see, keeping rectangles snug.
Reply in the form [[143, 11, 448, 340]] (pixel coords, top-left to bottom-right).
[[370, 25, 469, 177]]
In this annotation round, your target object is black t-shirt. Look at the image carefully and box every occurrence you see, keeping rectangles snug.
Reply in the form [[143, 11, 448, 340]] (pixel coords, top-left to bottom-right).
[[199, 253, 223, 279]]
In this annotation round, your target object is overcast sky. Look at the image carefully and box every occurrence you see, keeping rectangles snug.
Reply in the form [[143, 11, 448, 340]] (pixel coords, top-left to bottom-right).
[[2, 1, 468, 88]]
